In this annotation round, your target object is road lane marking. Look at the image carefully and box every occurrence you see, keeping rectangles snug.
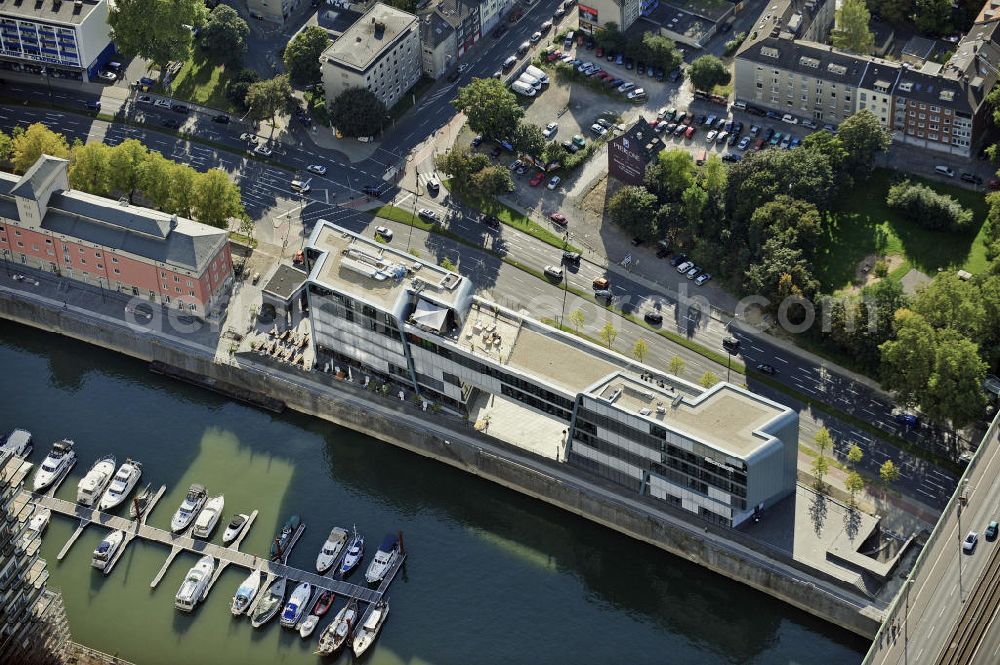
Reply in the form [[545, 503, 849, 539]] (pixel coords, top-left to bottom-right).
[[775, 356, 788, 363]]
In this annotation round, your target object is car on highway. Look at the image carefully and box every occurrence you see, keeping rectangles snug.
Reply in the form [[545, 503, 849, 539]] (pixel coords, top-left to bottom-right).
[[153, 99, 172, 109], [756, 363, 777, 375], [676, 261, 693, 273], [543, 122, 558, 138], [644, 311, 663, 325], [418, 208, 439, 222], [210, 114, 229, 124], [543, 265, 564, 281], [550, 212, 568, 226], [171, 103, 190, 114], [593, 276, 609, 290], [695, 273, 712, 285], [893, 411, 920, 428], [529, 172, 545, 187], [375, 226, 393, 242], [530, 31, 542, 43], [253, 144, 273, 156], [306, 164, 327, 175], [83, 100, 101, 111], [482, 215, 501, 230], [562, 250, 581, 263], [986, 521, 998, 541], [161, 118, 182, 129], [963, 531, 978, 553], [137, 95, 153, 106]]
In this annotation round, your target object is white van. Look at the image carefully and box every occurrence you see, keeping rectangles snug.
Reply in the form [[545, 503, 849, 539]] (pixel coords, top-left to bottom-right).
[[524, 65, 549, 85], [518, 72, 542, 89], [934, 165, 955, 177], [510, 80, 537, 97]]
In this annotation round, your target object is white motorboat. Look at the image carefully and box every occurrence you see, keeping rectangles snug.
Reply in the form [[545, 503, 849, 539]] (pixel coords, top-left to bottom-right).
[[32, 439, 75, 492], [170, 484, 207, 533], [280, 581, 312, 628], [298, 614, 319, 639], [191, 495, 224, 539], [0, 428, 32, 458], [128, 483, 153, 518], [76, 455, 116, 507], [339, 526, 364, 577], [222, 513, 249, 544], [97, 458, 142, 511], [317, 599, 358, 656], [174, 555, 215, 612], [365, 533, 400, 584], [91, 529, 125, 570], [316, 526, 348, 574], [250, 577, 286, 628], [230, 570, 262, 616], [20, 506, 51, 548], [352, 598, 389, 657]]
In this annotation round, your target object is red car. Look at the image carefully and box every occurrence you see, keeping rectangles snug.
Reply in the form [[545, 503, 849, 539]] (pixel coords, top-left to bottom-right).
[[529, 172, 545, 187], [595, 47, 604, 57], [684, 126, 695, 139], [547, 50, 562, 62], [550, 212, 568, 226]]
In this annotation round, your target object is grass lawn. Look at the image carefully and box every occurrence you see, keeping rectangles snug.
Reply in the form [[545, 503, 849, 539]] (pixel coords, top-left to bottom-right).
[[811, 168, 991, 292], [159, 46, 235, 112]]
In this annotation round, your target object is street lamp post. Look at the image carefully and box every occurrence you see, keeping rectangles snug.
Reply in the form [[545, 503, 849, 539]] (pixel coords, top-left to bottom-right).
[[722, 336, 740, 383], [558, 232, 570, 327], [957, 478, 969, 601]]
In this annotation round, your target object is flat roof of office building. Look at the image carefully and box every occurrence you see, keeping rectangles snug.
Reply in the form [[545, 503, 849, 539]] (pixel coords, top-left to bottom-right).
[[590, 374, 786, 458], [309, 222, 466, 310]]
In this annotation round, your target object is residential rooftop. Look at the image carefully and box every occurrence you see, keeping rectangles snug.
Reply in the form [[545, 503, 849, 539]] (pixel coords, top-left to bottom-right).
[[262, 264, 308, 301], [322, 2, 418, 72], [0, 0, 103, 24], [308, 222, 467, 311], [590, 374, 787, 459]]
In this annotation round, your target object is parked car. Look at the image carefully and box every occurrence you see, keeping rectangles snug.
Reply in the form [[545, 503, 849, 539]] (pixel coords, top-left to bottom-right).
[[670, 254, 688, 267], [960, 172, 983, 185], [543, 122, 559, 138], [306, 164, 327, 175], [137, 95, 153, 106], [529, 172, 545, 187], [935, 165, 955, 177], [572, 134, 586, 148], [721, 153, 741, 162], [254, 144, 273, 156], [96, 70, 117, 83], [673, 124, 686, 137], [963, 531, 978, 553], [547, 175, 561, 190], [706, 130, 718, 143], [590, 123, 608, 137], [171, 103, 190, 114], [561, 139, 579, 153], [685, 266, 700, 279], [781, 113, 799, 124], [695, 273, 712, 285], [418, 208, 439, 222], [530, 31, 542, 43], [676, 261, 693, 273], [550, 211, 568, 226], [684, 126, 695, 139], [472, 135, 483, 147], [716, 131, 729, 144], [626, 88, 646, 100], [374, 226, 393, 242]]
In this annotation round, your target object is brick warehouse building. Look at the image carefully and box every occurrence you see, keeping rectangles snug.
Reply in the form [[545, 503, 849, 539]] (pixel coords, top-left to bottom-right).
[[607, 118, 666, 186], [0, 155, 233, 317]]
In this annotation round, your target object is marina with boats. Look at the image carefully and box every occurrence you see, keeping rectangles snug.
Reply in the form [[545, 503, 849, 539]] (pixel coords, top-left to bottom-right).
[[7, 428, 407, 659]]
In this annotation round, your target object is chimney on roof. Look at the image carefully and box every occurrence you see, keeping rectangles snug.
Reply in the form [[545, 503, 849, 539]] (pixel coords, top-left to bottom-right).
[[170, 214, 178, 229]]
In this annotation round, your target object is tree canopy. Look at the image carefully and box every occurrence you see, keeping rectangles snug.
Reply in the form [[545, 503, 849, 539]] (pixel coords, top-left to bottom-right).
[[837, 110, 891, 176], [11, 123, 69, 173], [330, 87, 387, 137], [687, 56, 730, 92], [199, 4, 248, 65], [108, 0, 206, 78], [225, 69, 261, 110], [452, 78, 524, 142], [245, 75, 295, 126], [832, 0, 875, 54], [283, 26, 331, 85]]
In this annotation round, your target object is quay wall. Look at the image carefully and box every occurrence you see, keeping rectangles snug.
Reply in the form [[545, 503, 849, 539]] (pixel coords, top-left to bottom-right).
[[0, 294, 882, 640]]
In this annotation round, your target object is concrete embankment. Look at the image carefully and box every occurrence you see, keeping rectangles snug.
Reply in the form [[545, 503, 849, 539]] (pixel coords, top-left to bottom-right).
[[0, 292, 882, 639]]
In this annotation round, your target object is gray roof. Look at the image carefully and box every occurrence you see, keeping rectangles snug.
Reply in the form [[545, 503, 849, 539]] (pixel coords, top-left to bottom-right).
[[262, 264, 308, 300], [420, 11, 455, 49], [901, 35, 936, 59], [322, 3, 418, 73], [616, 117, 666, 161], [0, 0, 104, 25], [739, 37, 867, 86], [857, 60, 900, 93], [435, 0, 477, 29], [10, 155, 68, 200]]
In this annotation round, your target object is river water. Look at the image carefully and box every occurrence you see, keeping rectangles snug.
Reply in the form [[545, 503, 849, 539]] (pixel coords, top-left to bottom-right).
[[0, 320, 867, 664]]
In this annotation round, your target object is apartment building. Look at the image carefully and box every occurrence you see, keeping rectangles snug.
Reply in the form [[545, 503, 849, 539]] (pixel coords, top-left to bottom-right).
[[437, 0, 480, 57], [419, 10, 457, 78], [321, 3, 421, 110], [0, 156, 234, 317], [578, 0, 643, 35], [0, 449, 71, 665], [265, 221, 799, 528], [734, 0, 1000, 156], [479, 0, 515, 34], [0, 0, 114, 82]]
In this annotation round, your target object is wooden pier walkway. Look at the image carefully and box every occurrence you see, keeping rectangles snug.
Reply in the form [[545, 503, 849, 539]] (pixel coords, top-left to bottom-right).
[[33, 494, 402, 610]]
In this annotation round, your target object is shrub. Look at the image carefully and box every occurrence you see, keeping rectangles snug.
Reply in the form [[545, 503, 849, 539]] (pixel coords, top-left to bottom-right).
[[886, 180, 974, 231]]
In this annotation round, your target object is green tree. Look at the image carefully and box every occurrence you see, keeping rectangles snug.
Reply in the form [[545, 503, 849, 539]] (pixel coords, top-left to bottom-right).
[[512, 122, 546, 157], [440, 257, 457, 271], [594, 22, 627, 53], [138, 151, 178, 212], [802, 130, 849, 175], [879, 459, 900, 486], [471, 165, 514, 198], [868, 0, 912, 24], [68, 140, 113, 197], [831, 0, 875, 54], [569, 308, 586, 333], [608, 186, 659, 238], [330, 87, 387, 137], [911, 273, 985, 340], [283, 25, 331, 84], [199, 4, 248, 65], [886, 180, 974, 231], [640, 31, 681, 73], [644, 149, 695, 201], [0, 130, 12, 163], [687, 55, 730, 92], [11, 123, 69, 173], [452, 78, 524, 142], [815, 427, 833, 455], [681, 182, 708, 228], [812, 454, 829, 488], [108, 0, 206, 81], [668, 355, 685, 376], [845, 470, 865, 508], [246, 75, 294, 127], [434, 148, 490, 192], [109, 139, 149, 203], [632, 338, 649, 362], [879, 309, 938, 406], [168, 162, 197, 218], [837, 109, 891, 176], [847, 442, 864, 467], [744, 235, 820, 307], [599, 322, 618, 348], [924, 328, 987, 428], [699, 371, 720, 388], [914, 0, 952, 35], [191, 168, 245, 229], [747, 196, 822, 260], [700, 154, 728, 208], [226, 69, 261, 110]]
